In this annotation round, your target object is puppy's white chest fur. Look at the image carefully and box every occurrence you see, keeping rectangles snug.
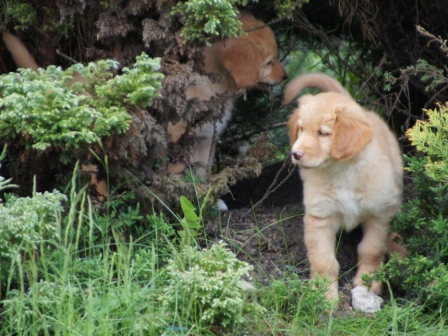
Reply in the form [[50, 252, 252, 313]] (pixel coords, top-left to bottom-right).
[[302, 161, 368, 231], [333, 182, 363, 231]]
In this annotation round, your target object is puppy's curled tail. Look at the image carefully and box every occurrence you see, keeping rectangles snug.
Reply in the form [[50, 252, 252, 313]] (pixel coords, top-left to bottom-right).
[[283, 72, 351, 105], [2, 31, 38, 71]]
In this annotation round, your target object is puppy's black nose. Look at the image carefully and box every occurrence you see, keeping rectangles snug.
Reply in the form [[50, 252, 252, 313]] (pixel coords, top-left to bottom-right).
[[292, 151, 303, 160], [282, 73, 288, 80]]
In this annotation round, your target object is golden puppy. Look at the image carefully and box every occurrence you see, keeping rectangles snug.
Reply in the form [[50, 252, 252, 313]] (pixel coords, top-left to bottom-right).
[[284, 73, 403, 301], [168, 13, 287, 177]]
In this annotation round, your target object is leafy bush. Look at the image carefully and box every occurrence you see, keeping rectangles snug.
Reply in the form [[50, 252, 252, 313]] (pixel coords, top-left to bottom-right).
[[382, 102, 448, 309], [0, 166, 66, 284], [406, 103, 448, 182], [0, 53, 162, 163], [393, 103, 448, 261], [0, 188, 66, 257], [393, 155, 448, 262], [161, 241, 264, 330], [172, 0, 249, 44], [0, 65, 123, 154], [93, 53, 163, 108], [3, 2, 37, 30], [377, 254, 448, 311], [172, 0, 310, 44]]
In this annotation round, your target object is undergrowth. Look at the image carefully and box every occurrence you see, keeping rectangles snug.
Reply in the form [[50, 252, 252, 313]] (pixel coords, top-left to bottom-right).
[[1, 150, 447, 335], [375, 103, 448, 315]]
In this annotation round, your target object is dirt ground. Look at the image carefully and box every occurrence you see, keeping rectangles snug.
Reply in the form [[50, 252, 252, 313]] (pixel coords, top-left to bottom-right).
[[206, 160, 364, 290]]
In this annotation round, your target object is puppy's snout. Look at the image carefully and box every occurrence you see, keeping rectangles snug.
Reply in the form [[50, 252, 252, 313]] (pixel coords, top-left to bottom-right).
[[292, 150, 304, 161], [282, 72, 288, 81]]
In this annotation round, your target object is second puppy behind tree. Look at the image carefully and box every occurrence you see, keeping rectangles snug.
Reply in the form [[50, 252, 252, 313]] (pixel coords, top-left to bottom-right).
[[168, 13, 287, 178]]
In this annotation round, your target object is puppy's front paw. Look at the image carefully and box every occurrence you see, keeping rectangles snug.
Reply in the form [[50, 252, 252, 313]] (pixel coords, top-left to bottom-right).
[[353, 276, 383, 295], [325, 281, 339, 302]]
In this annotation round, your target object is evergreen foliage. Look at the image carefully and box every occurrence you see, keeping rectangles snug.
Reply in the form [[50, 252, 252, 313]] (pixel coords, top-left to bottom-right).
[[0, 54, 162, 164], [377, 102, 448, 311], [406, 103, 448, 182], [1, 1, 37, 30], [172, 0, 250, 44], [161, 241, 264, 329]]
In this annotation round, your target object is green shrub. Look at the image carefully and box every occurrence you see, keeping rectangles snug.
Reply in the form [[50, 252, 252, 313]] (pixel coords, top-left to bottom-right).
[[3, 2, 37, 30], [161, 241, 265, 331], [171, 0, 310, 44], [93, 53, 163, 108], [172, 0, 250, 44], [406, 103, 448, 182], [393, 103, 448, 260], [0, 53, 162, 163], [0, 188, 66, 257], [382, 102, 448, 309], [0, 65, 124, 154], [377, 254, 448, 311], [393, 155, 448, 261], [0, 172, 66, 290]]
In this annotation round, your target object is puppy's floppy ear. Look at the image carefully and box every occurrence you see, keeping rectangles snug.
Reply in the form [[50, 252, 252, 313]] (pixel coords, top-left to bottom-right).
[[287, 111, 300, 145], [331, 106, 373, 160], [222, 40, 261, 89]]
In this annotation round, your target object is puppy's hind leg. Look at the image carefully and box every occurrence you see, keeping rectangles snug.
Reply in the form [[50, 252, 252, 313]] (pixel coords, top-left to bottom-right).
[[304, 214, 340, 301], [191, 122, 216, 179], [192, 110, 231, 179], [354, 217, 390, 294]]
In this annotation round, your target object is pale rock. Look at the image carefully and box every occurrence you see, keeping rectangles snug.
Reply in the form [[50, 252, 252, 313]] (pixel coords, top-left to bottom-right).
[[351, 286, 384, 313], [216, 199, 229, 211]]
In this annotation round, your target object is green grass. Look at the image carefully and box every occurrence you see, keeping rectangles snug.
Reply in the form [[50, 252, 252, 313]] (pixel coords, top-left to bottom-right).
[[1, 171, 448, 335]]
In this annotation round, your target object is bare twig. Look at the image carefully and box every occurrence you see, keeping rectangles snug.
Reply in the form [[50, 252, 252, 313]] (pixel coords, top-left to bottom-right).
[[425, 83, 448, 109], [55, 49, 78, 64], [416, 25, 448, 57]]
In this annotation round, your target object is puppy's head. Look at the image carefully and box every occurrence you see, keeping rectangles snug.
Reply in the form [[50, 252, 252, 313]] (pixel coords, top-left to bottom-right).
[[287, 92, 373, 168], [222, 14, 287, 89]]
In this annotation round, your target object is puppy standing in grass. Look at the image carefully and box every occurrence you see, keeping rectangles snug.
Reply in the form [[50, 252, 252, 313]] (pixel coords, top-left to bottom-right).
[[284, 73, 403, 301]]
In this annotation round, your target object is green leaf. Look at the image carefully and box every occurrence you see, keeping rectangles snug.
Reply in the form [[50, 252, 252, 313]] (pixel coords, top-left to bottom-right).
[[180, 196, 201, 229]]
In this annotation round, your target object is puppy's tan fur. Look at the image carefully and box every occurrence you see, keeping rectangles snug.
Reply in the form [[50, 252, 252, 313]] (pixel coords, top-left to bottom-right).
[[285, 73, 403, 301], [168, 13, 287, 177]]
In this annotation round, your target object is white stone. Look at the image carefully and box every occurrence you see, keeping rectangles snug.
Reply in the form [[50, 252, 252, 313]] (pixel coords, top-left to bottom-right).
[[216, 199, 229, 211], [351, 286, 384, 313]]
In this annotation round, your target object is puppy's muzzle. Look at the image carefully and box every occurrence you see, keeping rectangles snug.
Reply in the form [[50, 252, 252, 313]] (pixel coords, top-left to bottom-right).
[[292, 150, 304, 161]]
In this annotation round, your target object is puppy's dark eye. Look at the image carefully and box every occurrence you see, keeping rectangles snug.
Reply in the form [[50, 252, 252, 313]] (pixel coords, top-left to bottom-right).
[[266, 60, 273, 66], [318, 130, 329, 137]]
